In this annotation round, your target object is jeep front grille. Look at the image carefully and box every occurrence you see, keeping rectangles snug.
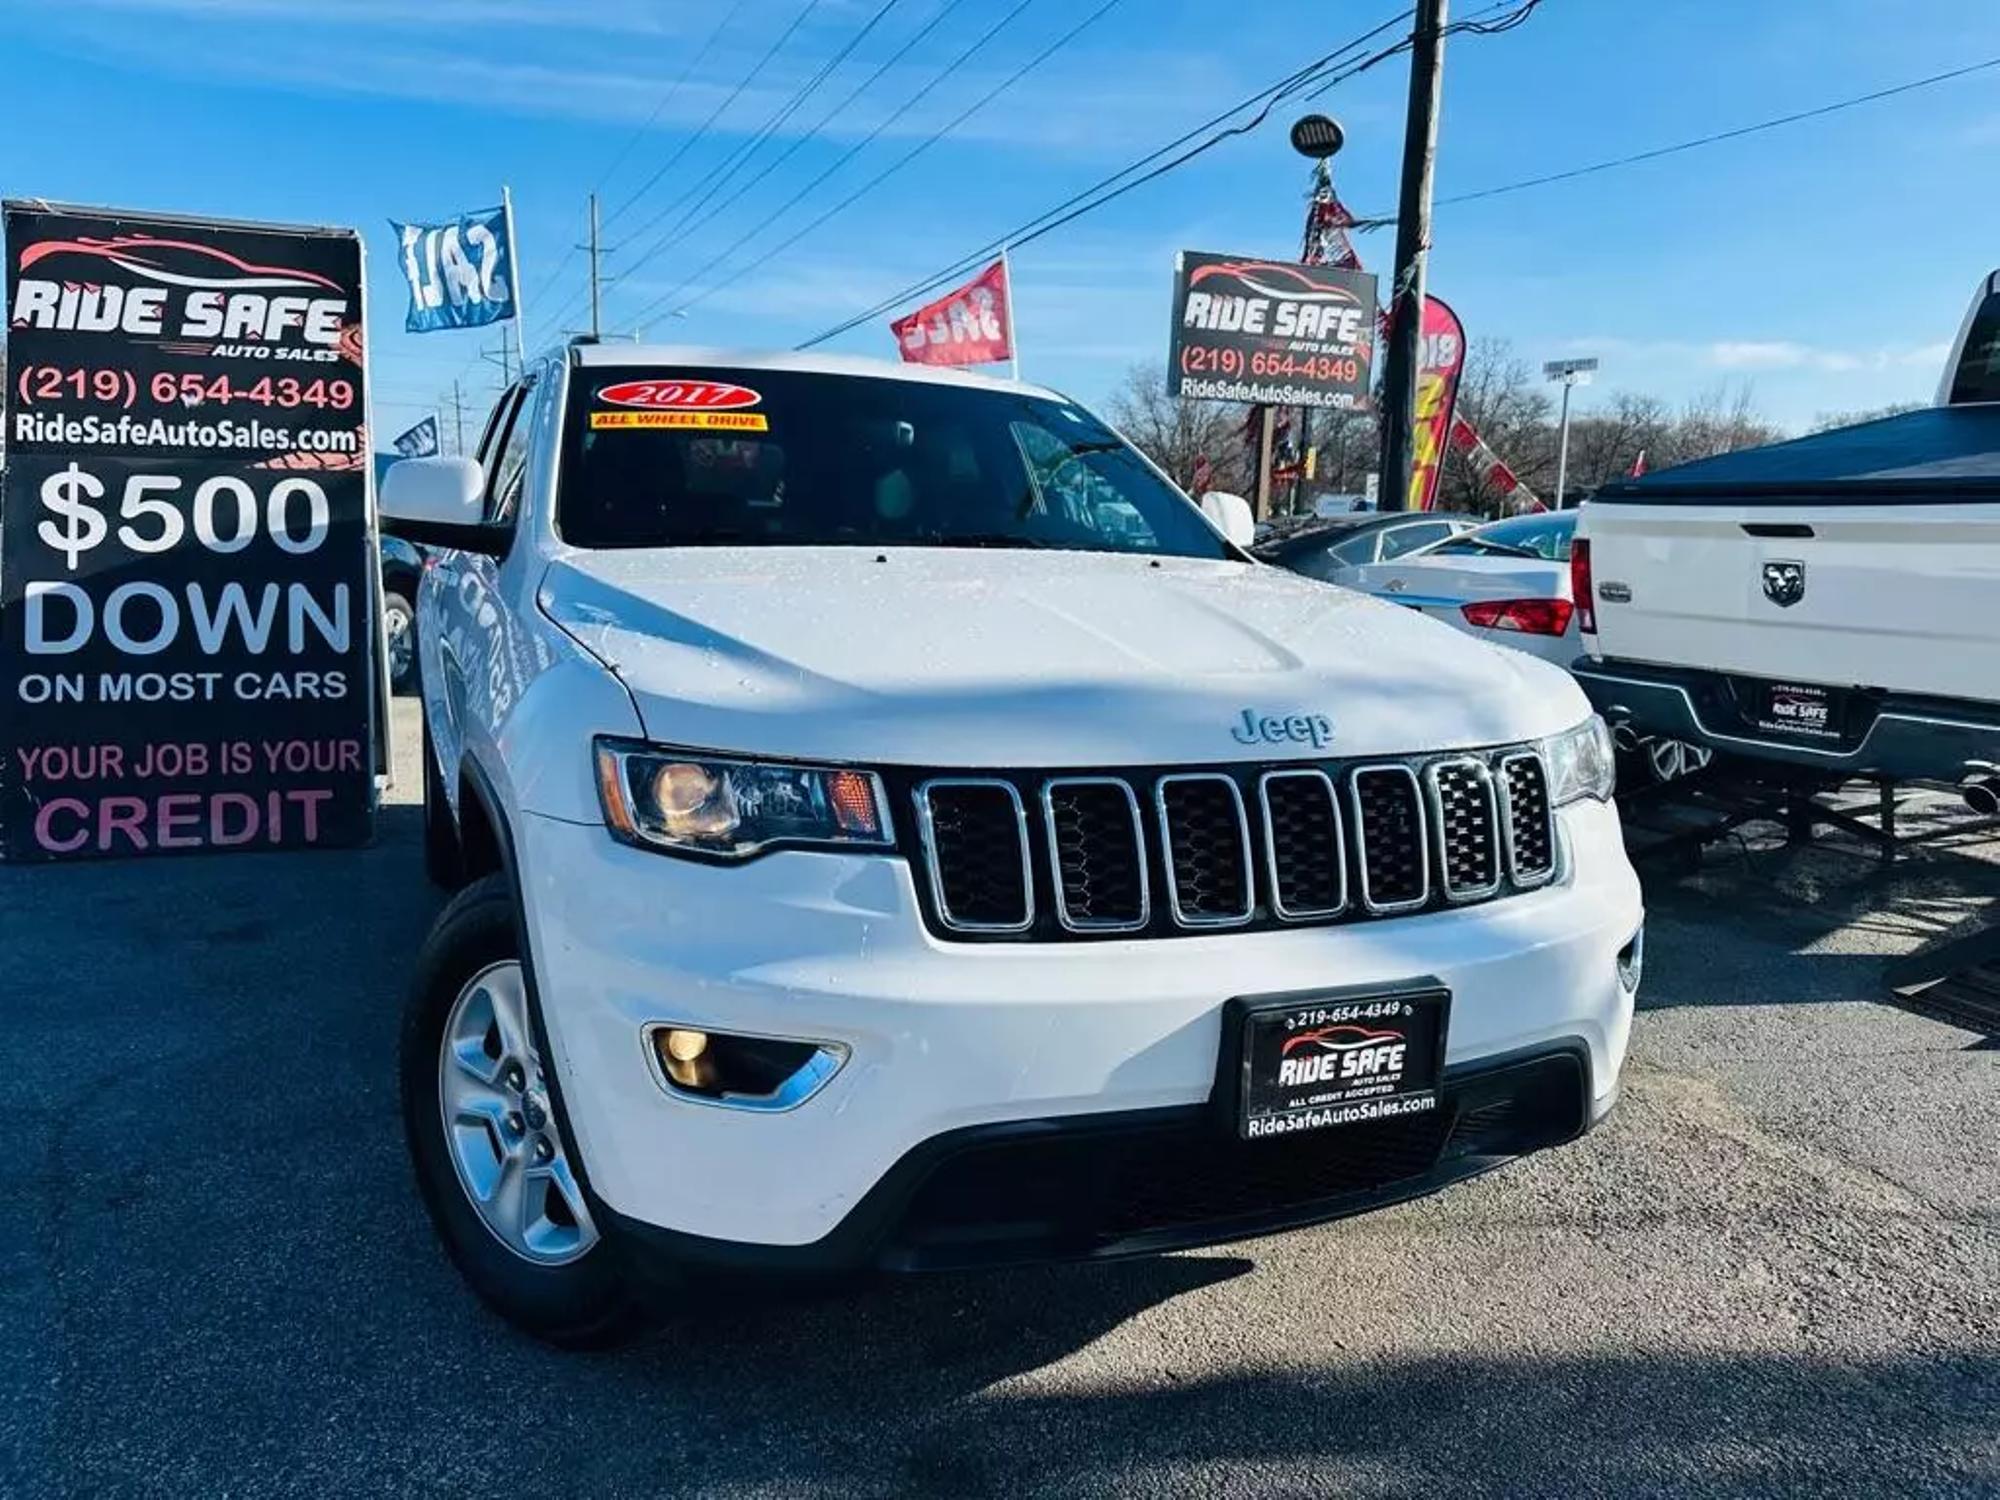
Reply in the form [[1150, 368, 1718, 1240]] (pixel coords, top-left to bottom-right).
[[905, 746, 1561, 942]]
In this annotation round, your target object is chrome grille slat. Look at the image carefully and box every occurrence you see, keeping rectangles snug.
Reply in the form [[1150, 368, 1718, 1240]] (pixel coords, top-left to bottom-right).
[[1349, 765, 1430, 914], [1499, 751, 1557, 886], [1156, 774, 1254, 928], [1042, 778, 1149, 932], [1425, 758, 1503, 903], [1259, 769, 1347, 919], [915, 779, 1033, 933]]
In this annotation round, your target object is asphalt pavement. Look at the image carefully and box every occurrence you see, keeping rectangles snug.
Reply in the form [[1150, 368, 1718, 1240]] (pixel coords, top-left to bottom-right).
[[4, 698, 1996, 1497]]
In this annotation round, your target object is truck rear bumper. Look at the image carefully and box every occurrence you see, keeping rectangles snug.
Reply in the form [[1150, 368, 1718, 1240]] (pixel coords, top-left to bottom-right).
[[1573, 656, 2000, 781]]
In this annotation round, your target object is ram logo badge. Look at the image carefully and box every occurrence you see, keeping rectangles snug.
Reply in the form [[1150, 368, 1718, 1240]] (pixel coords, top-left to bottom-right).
[[1762, 560, 1806, 608]]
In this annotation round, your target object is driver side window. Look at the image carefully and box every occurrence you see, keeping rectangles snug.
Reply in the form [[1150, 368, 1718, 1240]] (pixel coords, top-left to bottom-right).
[[483, 377, 538, 527]]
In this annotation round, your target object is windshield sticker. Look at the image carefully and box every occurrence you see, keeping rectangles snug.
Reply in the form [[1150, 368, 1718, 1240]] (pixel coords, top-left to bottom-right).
[[595, 378, 761, 411], [590, 410, 769, 432]]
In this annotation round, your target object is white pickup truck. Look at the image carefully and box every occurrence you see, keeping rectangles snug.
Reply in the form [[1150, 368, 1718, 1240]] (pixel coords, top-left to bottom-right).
[[379, 343, 1641, 1344], [1573, 272, 2000, 806]]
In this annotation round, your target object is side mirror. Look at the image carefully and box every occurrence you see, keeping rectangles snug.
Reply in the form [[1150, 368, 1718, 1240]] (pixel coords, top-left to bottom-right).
[[379, 457, 506, 555], [1200, 490, 1256, 548]]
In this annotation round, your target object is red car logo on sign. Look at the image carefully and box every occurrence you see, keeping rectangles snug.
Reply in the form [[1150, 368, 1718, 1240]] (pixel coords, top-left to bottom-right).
[[596, 379, 761, 411]]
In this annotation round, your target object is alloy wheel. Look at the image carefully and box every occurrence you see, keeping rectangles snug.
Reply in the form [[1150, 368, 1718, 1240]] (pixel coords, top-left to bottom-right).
[[437, 961, 598, 1264]]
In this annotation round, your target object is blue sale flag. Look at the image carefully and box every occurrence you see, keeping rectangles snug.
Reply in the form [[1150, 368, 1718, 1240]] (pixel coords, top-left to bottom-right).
[[393, 206, 516, 332], [392, 414, 441, 458]]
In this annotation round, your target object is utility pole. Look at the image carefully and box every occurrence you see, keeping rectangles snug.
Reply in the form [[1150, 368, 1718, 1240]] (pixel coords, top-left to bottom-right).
[[450, 380, 465, 456], [1376, 0, 1447, 512], [586, 193, 602, 339]]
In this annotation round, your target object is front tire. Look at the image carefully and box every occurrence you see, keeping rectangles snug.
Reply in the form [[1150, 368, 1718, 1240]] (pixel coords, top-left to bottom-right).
[[401, 875, 651, 1347], [383, 587, 418, 693]]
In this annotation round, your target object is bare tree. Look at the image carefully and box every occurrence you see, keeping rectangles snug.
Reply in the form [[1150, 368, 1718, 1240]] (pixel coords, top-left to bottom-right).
[[1437, 339, 1554, 514], [1808, 401, 1924, 433], [1103, 362, 1251, 494]]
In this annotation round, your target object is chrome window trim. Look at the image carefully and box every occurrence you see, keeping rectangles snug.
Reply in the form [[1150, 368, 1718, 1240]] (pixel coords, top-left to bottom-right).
[[1258, 768, 1347, 920], [1155, 772, 1256, 928], [1496, 750, 1558, 888], [913, 778, 1035, 934], [1040, 777, 1151, 933], [1424, 757, 1504, 904], [1348, 763, 1431, 914]]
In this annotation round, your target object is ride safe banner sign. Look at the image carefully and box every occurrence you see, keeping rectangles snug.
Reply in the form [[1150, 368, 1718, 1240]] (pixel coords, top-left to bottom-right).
[[1167, 250, 1378, 410], [0, 201, 375, 862]]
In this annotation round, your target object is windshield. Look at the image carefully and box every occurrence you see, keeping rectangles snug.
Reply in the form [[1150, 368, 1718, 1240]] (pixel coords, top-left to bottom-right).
[[558, 366, 1232, 559], [1429, 512, 1575, 561]]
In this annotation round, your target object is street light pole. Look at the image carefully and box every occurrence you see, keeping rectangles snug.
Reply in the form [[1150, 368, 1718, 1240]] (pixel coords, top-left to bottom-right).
[[1543, 356, 1598, 507], [1376, 0, 1447, 513]]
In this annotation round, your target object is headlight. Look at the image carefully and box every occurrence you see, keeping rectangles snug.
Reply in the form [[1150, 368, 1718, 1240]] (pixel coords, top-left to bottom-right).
[[594, 739, 892, 860], [1541, 715, 1616, 806]]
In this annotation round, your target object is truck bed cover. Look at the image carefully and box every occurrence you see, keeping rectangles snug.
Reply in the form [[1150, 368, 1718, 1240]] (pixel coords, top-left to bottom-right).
[[1592, 404, 2000, 503]]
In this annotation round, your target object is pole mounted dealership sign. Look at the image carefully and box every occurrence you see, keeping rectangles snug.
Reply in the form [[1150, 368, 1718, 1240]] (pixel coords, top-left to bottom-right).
[[1168, 250, 1378, 410], [0, 201, 375, 861]]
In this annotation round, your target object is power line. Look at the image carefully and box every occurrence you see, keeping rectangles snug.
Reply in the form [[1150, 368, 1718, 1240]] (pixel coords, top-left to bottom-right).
[[543, 0, 918, 338], [596, 0, 755, 212], [790, 8, 1418, 350], [603, 0, 831, 232], [1350, 50, 2000, 228], [618, 0, 907, 268], [520, 0, 754, 343], [628, 0, 1128, 331], [616, 0, 980, 292]]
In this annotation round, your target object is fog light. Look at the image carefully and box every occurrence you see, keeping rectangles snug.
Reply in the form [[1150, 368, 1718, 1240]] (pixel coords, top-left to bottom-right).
[[648, 1026, 846, 1110], [659, 1028, 713, 1089]]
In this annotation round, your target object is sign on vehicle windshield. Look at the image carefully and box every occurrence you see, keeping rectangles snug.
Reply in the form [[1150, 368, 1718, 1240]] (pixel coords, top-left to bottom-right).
[[0, 200, 375, 861], [1168, 250, 1378, 410]]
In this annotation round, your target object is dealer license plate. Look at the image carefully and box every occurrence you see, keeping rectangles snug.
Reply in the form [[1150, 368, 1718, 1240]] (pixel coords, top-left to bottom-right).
[[1231, 987, 1449, 1142], [1752, 681, 1842, 741]]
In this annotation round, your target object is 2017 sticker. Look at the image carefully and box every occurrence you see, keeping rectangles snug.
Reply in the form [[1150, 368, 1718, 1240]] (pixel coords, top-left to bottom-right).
[[595, 379, 761, 411]]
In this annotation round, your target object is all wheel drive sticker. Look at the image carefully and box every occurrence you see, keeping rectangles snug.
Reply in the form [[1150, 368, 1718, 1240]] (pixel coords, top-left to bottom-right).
[[1, 201, 375, 861], [590, 379, 770, 431]]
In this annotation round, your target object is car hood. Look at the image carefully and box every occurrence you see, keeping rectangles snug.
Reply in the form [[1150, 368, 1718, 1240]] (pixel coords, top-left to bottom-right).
[[540, 547, 1590, 767]]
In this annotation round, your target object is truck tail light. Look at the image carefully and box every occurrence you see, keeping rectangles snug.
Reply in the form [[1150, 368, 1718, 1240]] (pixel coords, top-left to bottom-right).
[[1461, 597, 1575, 637], [1570, 538, 1596, 634]]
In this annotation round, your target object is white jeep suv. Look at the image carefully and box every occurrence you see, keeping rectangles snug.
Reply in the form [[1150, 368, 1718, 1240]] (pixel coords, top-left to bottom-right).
[[380, 343, 1643, 1345]]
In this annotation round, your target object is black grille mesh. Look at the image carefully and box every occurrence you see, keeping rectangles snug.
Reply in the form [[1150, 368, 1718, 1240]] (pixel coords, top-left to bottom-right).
[[922, 784, 1028, 928], [1503, 756, 1555, 880], [1353, 769, 1427, 908], [1161, 778, 1250, 922], [1432, 762, 1499, 894], [1262, 773, 1344, 915], [1047, 782, 1145, 928]]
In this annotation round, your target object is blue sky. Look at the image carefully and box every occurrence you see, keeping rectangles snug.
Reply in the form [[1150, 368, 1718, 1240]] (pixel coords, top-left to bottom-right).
[[5, 0, 1998, 444]]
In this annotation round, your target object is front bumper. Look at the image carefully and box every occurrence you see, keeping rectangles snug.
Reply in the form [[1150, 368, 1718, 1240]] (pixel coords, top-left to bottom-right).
[[603, 1042, 1603, 1275], [517, 799, 1642, 1253], [1573, 656, 2000, 781]]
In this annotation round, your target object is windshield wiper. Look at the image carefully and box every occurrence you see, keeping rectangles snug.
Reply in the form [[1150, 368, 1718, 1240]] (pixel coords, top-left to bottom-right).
[[922, 533, 1061, 550]]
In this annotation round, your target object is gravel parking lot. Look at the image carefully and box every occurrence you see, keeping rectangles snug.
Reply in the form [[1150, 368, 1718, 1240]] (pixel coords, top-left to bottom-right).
[[5, 699, 1996, 1498]]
